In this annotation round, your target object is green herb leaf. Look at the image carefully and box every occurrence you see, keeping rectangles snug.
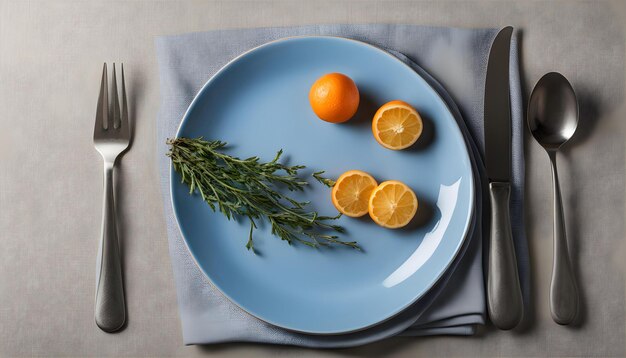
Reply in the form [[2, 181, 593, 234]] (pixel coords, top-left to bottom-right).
[[166, 137, 359, 251], [312, 171, 336, 187]]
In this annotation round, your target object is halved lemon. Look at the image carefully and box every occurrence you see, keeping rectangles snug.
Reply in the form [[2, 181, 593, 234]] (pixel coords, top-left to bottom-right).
[[331, 170, 378, 217], [368, 180, 418, 229], [372, 100, 423, 150]]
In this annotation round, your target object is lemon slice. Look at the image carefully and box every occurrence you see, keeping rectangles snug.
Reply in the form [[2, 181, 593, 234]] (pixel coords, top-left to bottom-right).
[[372, 100, 423, 150], [368, 180, 418, 229], [331, 170, 378, 217]]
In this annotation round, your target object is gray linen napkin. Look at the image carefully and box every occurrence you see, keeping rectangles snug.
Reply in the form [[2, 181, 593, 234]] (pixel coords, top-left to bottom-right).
[[155, 24, 527, 347]]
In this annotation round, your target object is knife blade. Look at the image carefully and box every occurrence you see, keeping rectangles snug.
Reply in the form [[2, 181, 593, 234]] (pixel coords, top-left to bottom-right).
[[485, 28, 513, 182], [484, 26, 524, 330]]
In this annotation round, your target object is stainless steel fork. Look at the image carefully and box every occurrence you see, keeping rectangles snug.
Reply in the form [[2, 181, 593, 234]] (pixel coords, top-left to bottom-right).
[[93, 63, 130, 332]]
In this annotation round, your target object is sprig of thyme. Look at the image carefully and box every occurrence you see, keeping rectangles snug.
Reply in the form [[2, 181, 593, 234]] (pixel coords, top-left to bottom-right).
[[313, 171, 336, 188], [167, 137, 359, 252]]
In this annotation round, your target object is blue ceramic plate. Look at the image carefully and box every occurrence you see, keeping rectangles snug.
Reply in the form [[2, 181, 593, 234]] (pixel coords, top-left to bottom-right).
[[171, 36, 474, 334]]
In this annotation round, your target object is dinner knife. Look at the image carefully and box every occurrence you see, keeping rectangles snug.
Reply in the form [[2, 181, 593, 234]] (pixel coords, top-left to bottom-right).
[[484, 26, 524, 330]]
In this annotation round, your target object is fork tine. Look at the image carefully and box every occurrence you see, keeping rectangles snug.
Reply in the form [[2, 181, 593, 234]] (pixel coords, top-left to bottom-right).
[[120, 63, 129, 134], [111, 63, 121, 129], [95, 63, 109, 130]]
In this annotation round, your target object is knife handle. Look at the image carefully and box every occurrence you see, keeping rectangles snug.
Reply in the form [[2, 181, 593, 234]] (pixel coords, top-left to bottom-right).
[[487, 182, 524, 330]]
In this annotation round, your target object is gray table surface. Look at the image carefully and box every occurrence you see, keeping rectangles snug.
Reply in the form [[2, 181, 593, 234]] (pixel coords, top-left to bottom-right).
[[1, 1, 625, 357]]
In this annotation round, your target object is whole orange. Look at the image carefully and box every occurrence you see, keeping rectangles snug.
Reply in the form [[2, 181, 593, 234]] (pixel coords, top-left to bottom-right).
[[309, 73, 360, 123]]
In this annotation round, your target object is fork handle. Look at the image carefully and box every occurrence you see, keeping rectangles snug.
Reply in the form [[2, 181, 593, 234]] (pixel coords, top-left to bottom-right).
[[95, 163, 126, 332]]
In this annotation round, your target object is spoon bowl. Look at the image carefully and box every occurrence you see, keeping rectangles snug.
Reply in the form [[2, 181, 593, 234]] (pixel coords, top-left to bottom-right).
[[528, 72, 580, 325], [528, 72, 579, 149]]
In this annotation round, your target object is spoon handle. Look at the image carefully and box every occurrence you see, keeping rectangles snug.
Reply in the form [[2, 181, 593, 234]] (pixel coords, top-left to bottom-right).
[[487, 182, 524, 330], [548, 151, 579, 325]]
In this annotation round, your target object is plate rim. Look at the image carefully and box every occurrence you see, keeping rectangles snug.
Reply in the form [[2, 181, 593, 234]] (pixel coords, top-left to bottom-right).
[[169, 35, 476, 335]]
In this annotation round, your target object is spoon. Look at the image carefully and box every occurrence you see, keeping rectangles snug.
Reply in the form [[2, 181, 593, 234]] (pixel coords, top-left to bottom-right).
[[528, 72, 579, 325]]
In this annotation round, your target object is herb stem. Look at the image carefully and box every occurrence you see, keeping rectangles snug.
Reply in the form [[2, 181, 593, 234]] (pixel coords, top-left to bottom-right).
[[167, 137, 359, 252]]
